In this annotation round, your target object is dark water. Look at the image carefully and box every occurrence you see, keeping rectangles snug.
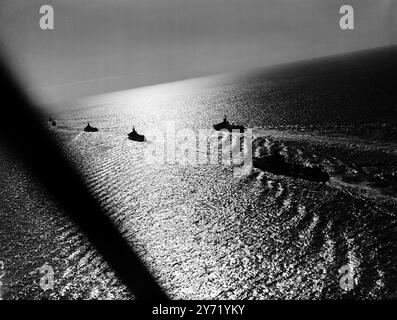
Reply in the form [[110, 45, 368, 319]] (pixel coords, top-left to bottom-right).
[[1, 47, 397, 299]]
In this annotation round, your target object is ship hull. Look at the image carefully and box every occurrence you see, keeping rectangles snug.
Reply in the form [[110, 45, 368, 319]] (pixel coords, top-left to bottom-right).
[[213, 123, 245, 133], [253, 157, 329, 183]]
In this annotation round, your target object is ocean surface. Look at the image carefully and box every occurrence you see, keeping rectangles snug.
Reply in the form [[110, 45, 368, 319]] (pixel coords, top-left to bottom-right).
[[1, 47, 397, 299]]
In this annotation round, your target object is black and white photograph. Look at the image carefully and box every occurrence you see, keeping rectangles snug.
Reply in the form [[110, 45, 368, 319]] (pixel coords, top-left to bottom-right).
[[0, 0, 396, 308]]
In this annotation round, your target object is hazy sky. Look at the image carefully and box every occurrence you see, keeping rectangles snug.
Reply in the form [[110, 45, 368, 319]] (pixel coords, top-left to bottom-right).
[[0, 0, 396, 106]]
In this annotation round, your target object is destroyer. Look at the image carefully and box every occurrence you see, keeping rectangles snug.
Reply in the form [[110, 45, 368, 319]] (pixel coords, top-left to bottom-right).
[[84, 123, 99, 132], [128, 127, 145, 142], [213, 116, 245, 133]]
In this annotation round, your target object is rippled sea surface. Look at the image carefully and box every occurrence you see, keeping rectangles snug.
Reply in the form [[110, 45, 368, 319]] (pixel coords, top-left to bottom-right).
[[1, 48, 397, 299]]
